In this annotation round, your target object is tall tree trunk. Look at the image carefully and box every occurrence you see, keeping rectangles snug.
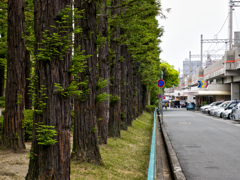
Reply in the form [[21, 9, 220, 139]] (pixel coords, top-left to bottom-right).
[[138, 74, 142, 115], [148, 89, 151, 105], [1, 0, 25, 149], [72, 0, 102, 165], [109, 0, 121, 138], [26, 1, 72, 179], [120, 45, 128, 130], [132, 62, 138, 119], [127, 57, 133, 126], [25, 47, 32, 109], [0, 65, 4, 96], [96, 0, 110, 145], [142, 84, 147, 111]]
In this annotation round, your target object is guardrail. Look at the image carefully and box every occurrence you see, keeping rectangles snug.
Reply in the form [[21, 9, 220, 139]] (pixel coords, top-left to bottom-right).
[[147, 107, 157, 180]]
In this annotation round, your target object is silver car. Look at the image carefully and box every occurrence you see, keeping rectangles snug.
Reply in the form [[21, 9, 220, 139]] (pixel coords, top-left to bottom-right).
[[221, 102, 238, 119], [204, 101, 224, 114], [231, 103, 240, 120], [210, 101, 230, 116], [201, 101, 223, 113]]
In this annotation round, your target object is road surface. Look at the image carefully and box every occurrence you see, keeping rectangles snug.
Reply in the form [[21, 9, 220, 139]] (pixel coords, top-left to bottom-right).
[[163, 108, 240, 180]]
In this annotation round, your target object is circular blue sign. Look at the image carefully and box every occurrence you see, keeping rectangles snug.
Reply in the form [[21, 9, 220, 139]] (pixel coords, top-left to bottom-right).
[[157, 79, 165, 88], [158, 94, 161, 99]]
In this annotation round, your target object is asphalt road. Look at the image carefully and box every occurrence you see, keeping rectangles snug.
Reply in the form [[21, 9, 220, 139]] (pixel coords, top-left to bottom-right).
[[163, 108, 240, 180]]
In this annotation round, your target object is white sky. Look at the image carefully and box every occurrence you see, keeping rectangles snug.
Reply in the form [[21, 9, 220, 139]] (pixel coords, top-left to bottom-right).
[[157, 0, 240, 74]]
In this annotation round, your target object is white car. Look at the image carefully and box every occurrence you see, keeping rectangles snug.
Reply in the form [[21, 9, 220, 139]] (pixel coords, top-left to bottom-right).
[[231, 103, 240, 120], [200, 101, 222, 113], [221, 103, 238, 119], [204, 101, 224, 114], [210, 101, 230, 116]]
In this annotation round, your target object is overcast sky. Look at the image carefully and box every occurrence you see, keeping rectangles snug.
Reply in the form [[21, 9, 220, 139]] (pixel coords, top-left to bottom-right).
[[157, 0, 240, 75]]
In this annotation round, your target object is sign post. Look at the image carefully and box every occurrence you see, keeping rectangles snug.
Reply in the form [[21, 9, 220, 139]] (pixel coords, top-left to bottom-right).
[[157, 73, 165, 124]]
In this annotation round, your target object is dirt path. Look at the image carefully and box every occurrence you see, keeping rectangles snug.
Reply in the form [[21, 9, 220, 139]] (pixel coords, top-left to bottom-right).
[[0, 142, 31, 180]]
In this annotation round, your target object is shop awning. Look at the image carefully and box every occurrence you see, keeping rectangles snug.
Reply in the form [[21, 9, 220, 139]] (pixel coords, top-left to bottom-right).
[[182, 90, 231, 96], [197, 90, 231, 96]]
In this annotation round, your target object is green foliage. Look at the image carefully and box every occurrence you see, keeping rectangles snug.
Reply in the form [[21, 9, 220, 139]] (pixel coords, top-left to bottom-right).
[[23, 109, 34, 141], [0, 96, 5, 108], [35, 122, 58, 146], [16, 92, 23, 105], [201, 101, 208, 106], [97, 78, 109, 90], [110, 95, 120, 106], [92, 125, 98, 133], [0, 114, 3, 135], [71, 110, 74, 131], [146, 105, 156, 113], [96, 92, 110, 103], [35, 85, 48, 115]]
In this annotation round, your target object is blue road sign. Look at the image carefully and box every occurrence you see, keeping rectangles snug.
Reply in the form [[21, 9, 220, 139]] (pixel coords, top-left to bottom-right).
[[158, 94, 161, 99], [157, 79, 165, 88]]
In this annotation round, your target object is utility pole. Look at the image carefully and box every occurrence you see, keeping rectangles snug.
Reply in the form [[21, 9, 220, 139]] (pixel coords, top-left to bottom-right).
[[229, 0, 233, 50], [189, 51, 191, 76], [201, 34, 203, 69]]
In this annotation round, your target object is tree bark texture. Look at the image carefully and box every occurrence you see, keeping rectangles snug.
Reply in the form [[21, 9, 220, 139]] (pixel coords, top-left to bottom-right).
[[26, 1, 72, 179], [138, 74, 143, 115], [2, 0, 26, 149], [72, 0, 102, 165], [127, 57, 133, 126], [109, 0, 121, 138], [142, 84, 147, 111], [132, 62, 139, 119], [0, 66, 4, 96], [25, 48, 32, 109], [148, 89, 151, 105], [120, 45, 128, 130], [96, 1, 110, 145]]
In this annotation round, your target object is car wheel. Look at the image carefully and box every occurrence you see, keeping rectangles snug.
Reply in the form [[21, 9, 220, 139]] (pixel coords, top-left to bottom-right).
[[220, 113, 222, 118], [228, 114, 231, 119]]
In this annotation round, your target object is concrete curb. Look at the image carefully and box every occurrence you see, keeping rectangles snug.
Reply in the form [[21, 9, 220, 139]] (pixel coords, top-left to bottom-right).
[[159, 117, 186, 180]]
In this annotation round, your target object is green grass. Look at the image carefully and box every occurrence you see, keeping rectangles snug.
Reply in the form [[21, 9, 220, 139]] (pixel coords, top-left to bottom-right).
[[70, 111, 153, 180]]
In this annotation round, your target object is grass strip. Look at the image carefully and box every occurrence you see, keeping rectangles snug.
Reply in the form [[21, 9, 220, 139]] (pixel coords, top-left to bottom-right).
[[71, 111, 153, 180]]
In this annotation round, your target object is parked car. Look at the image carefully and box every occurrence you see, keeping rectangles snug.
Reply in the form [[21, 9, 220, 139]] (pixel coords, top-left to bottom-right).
[[203, 101, 223, 114], [180, 100, 187, 107], [200, 101, 222, 113], [210, 101, 230, 116], [221, 101, 239, 119], [186, 102, 195, 110], [230, 102, 240, 120], [172, 100, 180, 108]]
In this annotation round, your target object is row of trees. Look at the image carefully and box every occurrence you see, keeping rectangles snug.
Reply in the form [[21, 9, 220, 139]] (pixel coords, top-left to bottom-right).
[[0, 0, 165, 179]]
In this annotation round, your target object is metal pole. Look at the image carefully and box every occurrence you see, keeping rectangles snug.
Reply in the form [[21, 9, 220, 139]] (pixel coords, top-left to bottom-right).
[[161, 71, 163, 123], [201, 34, 203, 69], [229, 0, 233, 50], [189, 51, 191, 76]]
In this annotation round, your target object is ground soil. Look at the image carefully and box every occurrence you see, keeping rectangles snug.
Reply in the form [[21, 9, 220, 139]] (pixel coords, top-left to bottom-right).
[[0, 142, 31, 180]]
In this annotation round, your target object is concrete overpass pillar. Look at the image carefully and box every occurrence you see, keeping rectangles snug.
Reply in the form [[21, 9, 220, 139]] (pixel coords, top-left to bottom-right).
[[231, 83, 240, 100]]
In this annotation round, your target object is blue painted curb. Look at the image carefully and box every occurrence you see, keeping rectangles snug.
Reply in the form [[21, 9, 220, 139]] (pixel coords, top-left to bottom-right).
[[147, 108, 157, 180]]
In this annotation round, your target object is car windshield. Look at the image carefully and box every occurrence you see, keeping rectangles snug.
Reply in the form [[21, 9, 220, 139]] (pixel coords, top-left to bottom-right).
[[228, 103, 237, 109], [222, 102, 230, 107]]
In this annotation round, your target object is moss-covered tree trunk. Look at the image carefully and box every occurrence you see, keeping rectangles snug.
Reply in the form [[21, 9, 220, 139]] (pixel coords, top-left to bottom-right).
[[1, 0, 26, 149], [26, 1, 72, 179], [132, 62, 139, 119], [127, 57, 133, 126], [120, 45, 128, 130], [96, 0, 110, 145], [72, 0, 102, 165], [109, 0, 121, 138]]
